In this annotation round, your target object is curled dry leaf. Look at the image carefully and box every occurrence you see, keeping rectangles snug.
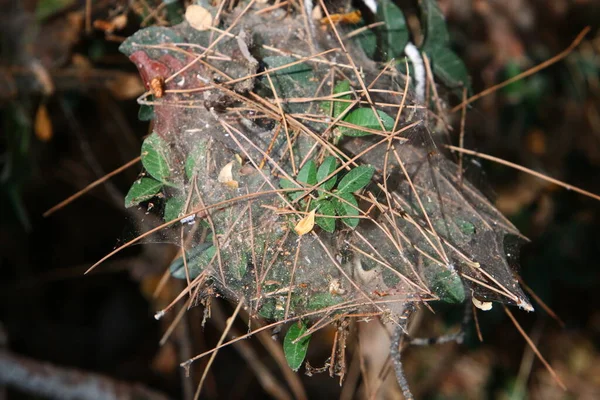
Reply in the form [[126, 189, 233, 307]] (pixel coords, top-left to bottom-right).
[[150, 76, 165, 98], [217, 161, 238, 189], [295, 209, 316, 236], [473, 297, 493, 311], [185, 5, 213, 31]]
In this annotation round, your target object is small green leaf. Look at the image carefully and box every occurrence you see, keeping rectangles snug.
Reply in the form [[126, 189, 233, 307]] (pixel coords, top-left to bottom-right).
[[429, 47, 470, 90], [138, 105, 154, 121], [431, 268, 465, 304], [297, 160, 317, 186], [164, 196, 186, 222], [284, 321, 311, 372], [124, 177, 162, 207], [280, 178, 302, 200], [457, 219, 475, 236], [316, 156, 338, 192], [307, 293, 343, 310], [339, 108, 395, 137], [169, 243, 216, 279], [333, 192, 360, 228], [185, 140, 208, 180], [333, 80, 352, 117], [315, 200, 336, 233], [337, 166, 375, 194], [141, 133, 171, 183]]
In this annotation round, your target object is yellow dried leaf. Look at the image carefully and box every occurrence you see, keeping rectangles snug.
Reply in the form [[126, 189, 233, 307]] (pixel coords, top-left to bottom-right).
[[295, 209, 316, 235], [218, 161, 238, 188], [34, 104, 53, 142], [218, 161, 234, 182], [185, 5, 213, 31], [472, 297, 493, 311]]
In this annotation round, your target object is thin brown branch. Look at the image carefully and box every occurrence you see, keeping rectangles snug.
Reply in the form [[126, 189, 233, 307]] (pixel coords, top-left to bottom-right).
[[0, 350, 171, 400]]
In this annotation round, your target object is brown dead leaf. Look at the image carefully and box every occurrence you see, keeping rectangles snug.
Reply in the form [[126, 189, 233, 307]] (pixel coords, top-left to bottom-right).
[[295, 209, 316, 235], [218, 161, 238, 189]]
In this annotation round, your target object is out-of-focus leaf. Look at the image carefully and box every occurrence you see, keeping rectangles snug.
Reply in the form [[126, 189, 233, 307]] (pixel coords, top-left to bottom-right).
[[119, 26, 184, 58], [422, 0, 450, 51], [337, 166, 374, 194], [125, 177, 162, 207], [35, 0, 75, 22], [421, 0, 471, 92], [34, 104, 52, 142], [283, 321, 311, 371], [429, 47, 470, 90], [339, 108, 395, 137], [185, 5, 213, 31]]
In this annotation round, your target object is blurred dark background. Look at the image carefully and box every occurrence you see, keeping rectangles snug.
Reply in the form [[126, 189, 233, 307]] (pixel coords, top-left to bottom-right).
[[1, 0, 599, 399]]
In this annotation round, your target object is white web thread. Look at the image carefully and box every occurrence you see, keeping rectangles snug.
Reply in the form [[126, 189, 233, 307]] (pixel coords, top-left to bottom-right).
[[404, 42, 425, 103]]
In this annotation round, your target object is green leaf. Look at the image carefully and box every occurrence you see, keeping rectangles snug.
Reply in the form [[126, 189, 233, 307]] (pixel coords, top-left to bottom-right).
[[428, 47, 470, 90], [431, 268, 465, 304], [284, 321, 311, 372], [262, 56, 317, 113], [379, 0, 410, 60], [169, 243, 216, 279], [421, 0, 471, 93], [456, 219, 475, 236], [307, 293, 343, 310], [141, 133, 171, 183], [124, 177, 162, 207], [316, 156, 338, 192], [280, 178, 303, 201], [337, 166, 375, 194], [164, 196, 186, 222], [339, 108, 395, 137], [119, 26, 184, 59], [333, 192, 360, 228], [333, 80, 352, 117], [355, 0, 409, 61], [422, 0, 450, 51], [297, 160, 317, 186], [315, 200, 336, 233], [185, 140, 209, 180], [138, 104, 154, 121]]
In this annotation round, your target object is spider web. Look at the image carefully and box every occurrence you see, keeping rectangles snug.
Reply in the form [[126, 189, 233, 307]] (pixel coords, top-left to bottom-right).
[[117, 0, 532, 327]]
